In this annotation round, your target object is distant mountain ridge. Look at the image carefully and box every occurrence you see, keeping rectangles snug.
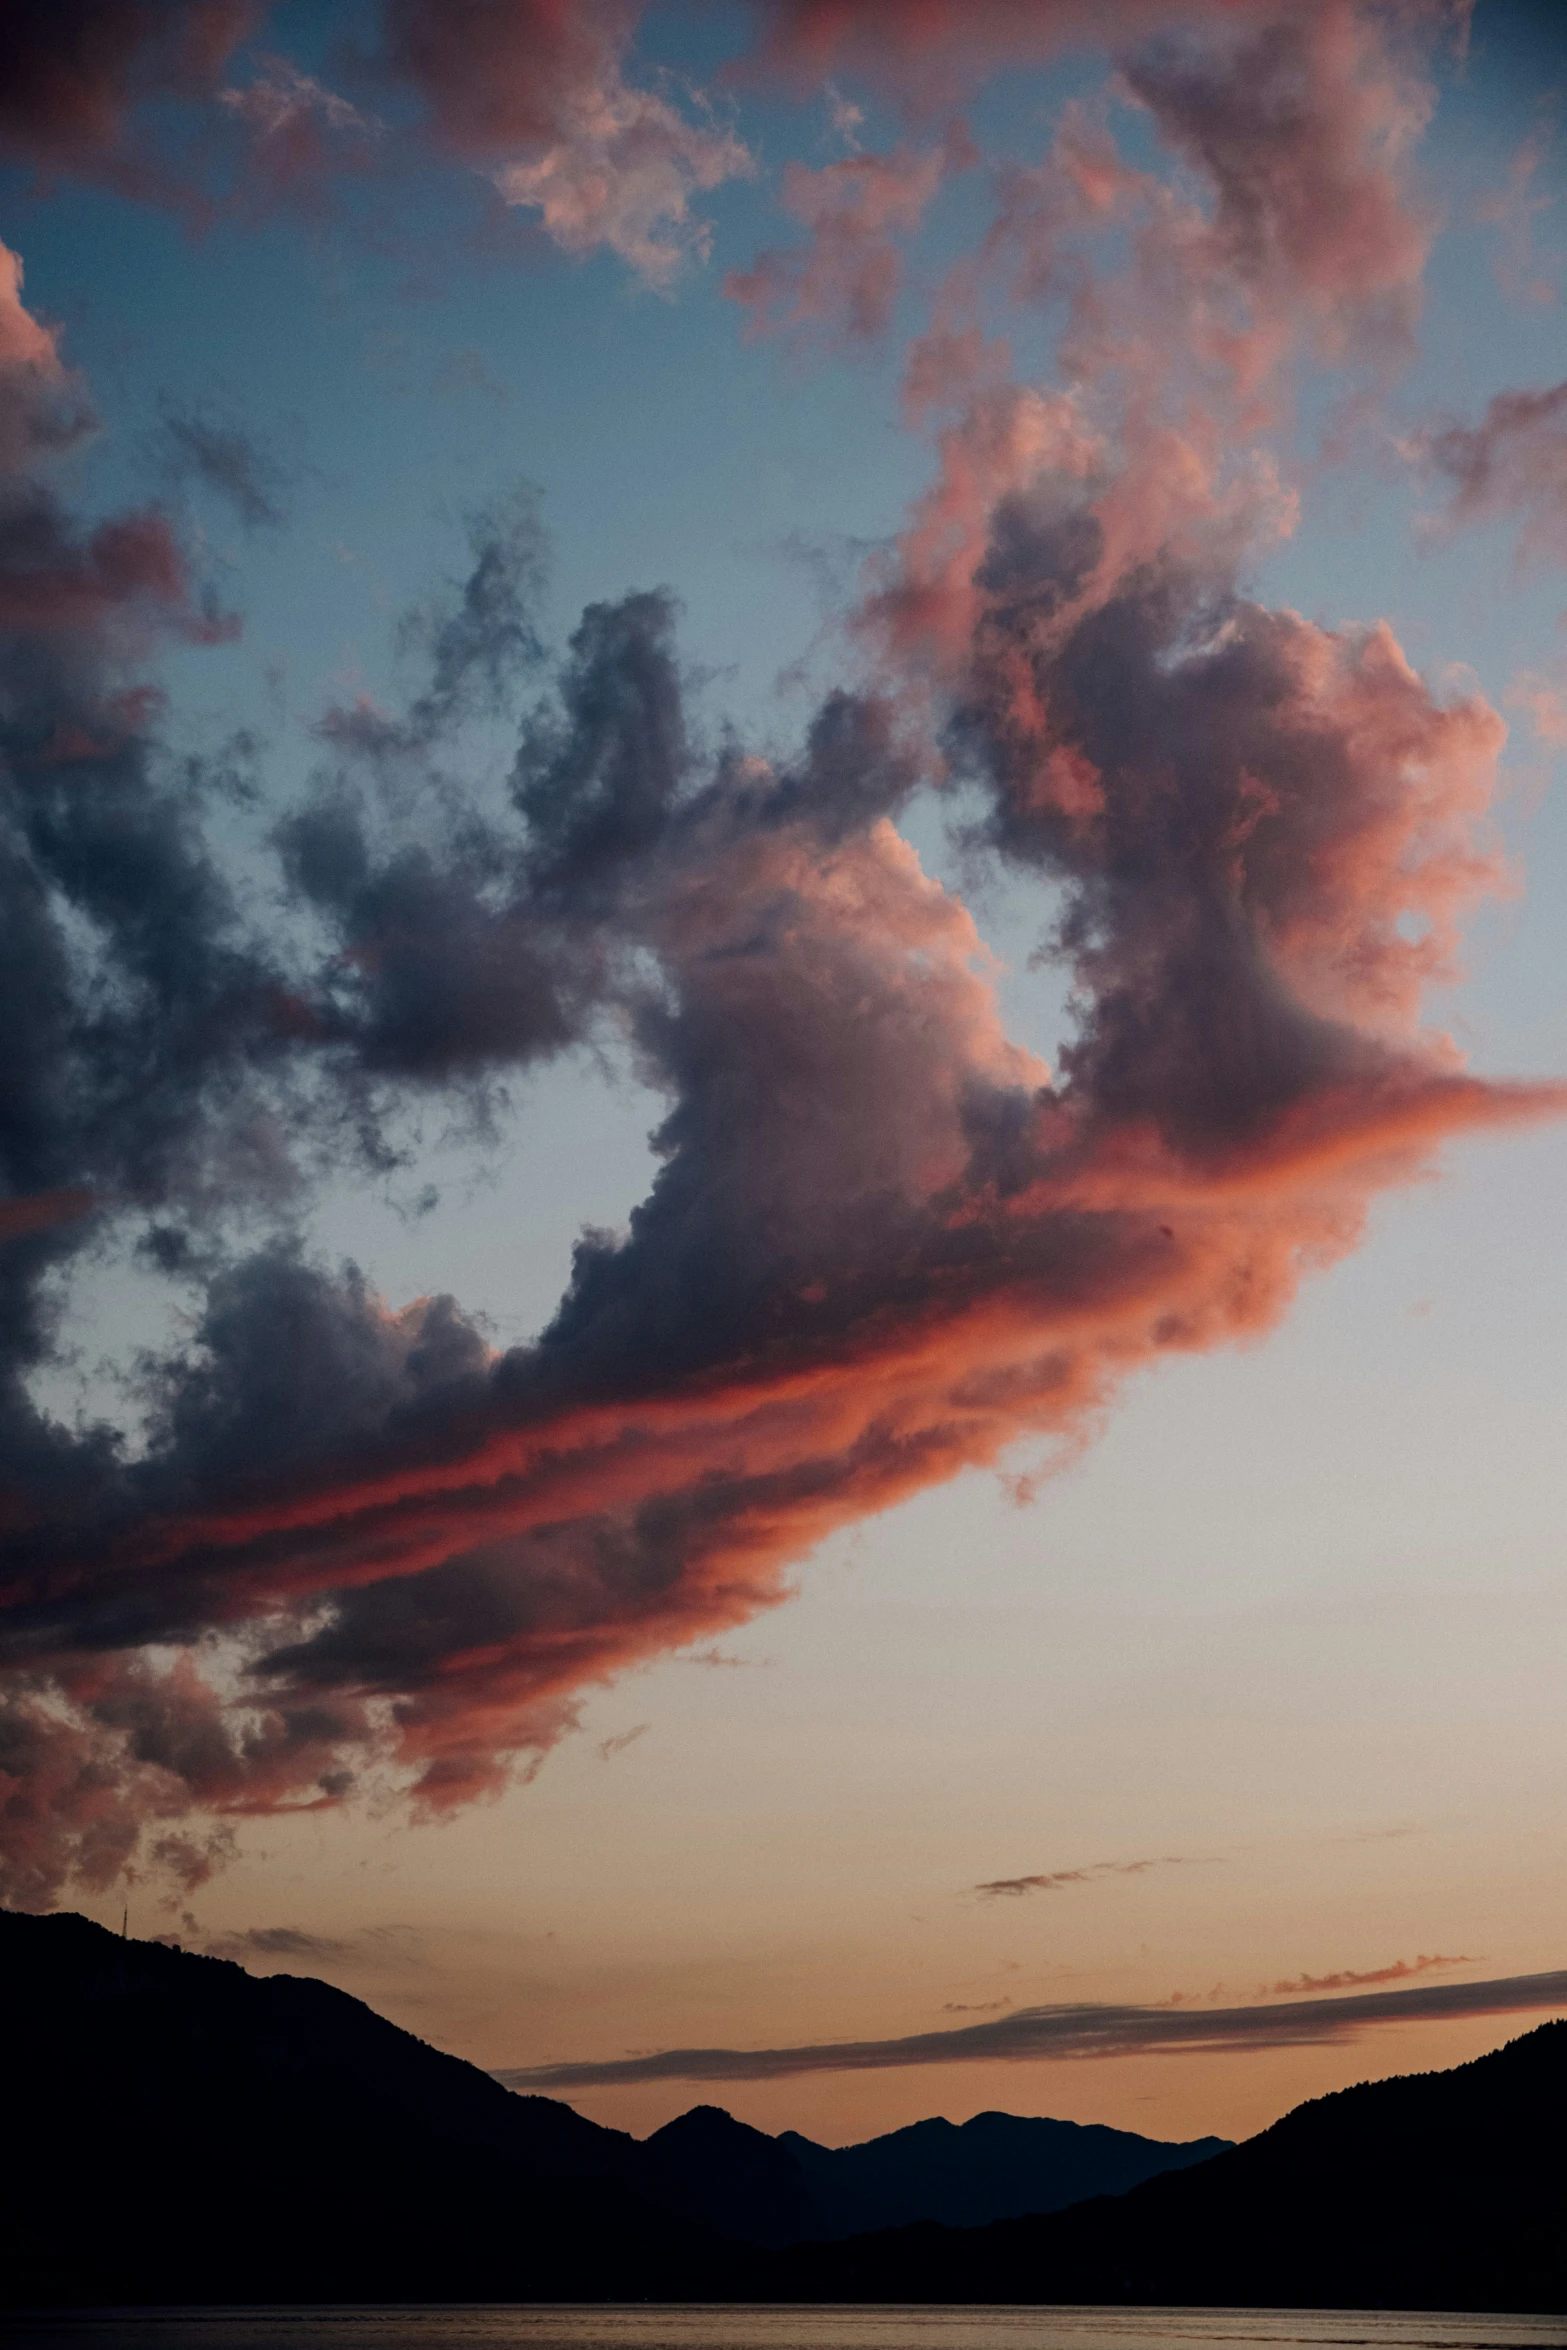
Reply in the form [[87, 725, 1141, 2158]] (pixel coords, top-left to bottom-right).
[[0, 1908, 1225, 2302], [644, 2101, 1229, 2245], [0, 1907, 724, 2304], [6, 1907, 1565, 2311], [761, 2018, 1567, 2310]]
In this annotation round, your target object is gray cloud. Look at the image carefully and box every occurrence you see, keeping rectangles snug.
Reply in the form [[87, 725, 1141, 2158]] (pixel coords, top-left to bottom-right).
[[1422, 377, 1567, 564], [156, 401, 291, 529], [493, 1968, 1567, 2092], [977, 1856, 1218, 1897], [204, 1924, 352, 1960]]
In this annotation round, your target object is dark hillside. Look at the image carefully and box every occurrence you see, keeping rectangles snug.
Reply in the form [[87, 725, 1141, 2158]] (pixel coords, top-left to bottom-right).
[[9, 1907, 1560, 2310], [779, 2107, 1230, 2236], [0, 1908, 730, 2304], [0, 1906, 1235, 2294], [764, 2019, 1567, 2310], [629, 2100, 1228, 2246]]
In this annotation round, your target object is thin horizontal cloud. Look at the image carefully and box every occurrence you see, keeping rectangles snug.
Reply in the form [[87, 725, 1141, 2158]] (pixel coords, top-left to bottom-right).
[[204, 1924, 352, 1961], [200, 1920, 428, 1971], [597, 1723, 649, 1762], [1264, 1953, 1471, 1997], [976, 1855, 1218, 1896], [494, 1968, 1567, 2091]]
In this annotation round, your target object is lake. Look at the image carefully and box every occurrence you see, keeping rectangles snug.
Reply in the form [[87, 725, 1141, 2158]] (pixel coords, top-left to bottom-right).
[[7, 2309, 1564, 2350]]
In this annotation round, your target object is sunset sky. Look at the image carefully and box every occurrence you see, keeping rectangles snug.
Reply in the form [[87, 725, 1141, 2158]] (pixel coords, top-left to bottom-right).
[[3, 0, 1567, 2153]]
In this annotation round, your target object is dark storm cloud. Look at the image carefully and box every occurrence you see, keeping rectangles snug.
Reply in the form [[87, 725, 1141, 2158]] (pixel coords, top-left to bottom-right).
[[0, 270, 616, 1893], [275, 510, 673, 1091], [514, 588, 687, 894], [138, 1246, 493, 1507], [494, 1968, 1567, 2090], [277, 811, 579, 1084], [0, 269, 948, 1882], [0, 250, 323, 1573], [273, 558, 917, 1106]]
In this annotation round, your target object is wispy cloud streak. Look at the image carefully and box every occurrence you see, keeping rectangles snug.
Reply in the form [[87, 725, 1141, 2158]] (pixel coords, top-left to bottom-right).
[[977, 1856, 1216, 1897], [1421, 378, 1567, 563], [495, 1968, 1567, 2090], [1264, 1953, 1470, 1996]]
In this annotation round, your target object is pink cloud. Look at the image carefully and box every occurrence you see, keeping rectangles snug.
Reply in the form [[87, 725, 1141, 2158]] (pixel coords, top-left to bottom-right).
[[727, 138, 957, 346], [1508, 671, 1567, 747], [1423, 378, 1567, 564], [380, 0, 753, 284], [1476, 115, 1559, 309]]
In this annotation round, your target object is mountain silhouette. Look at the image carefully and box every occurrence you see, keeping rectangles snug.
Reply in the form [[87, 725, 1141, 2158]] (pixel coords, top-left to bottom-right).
[[762, 2017, 1567, 2309], [779, 2107, 1230, 2235], [644, 2101, 1227, 2246], [641, 2105, 822, 2247], [0, 1909, 1225, 2302], [9, 1907, 1561, 2310], [1, 1907, 735, 2303]]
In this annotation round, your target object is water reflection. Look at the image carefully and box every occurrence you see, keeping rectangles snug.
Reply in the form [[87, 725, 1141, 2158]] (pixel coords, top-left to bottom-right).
[[9, 2307, 1566, 2350]]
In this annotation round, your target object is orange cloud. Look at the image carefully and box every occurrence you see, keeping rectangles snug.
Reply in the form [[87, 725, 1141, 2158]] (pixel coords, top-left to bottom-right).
[[0, 0, 1559, 1914], [1265, 1953, 1472, 1996]]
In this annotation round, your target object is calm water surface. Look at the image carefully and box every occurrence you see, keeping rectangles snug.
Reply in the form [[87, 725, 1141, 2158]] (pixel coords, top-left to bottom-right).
[[8, 2310, 1565, 2350]]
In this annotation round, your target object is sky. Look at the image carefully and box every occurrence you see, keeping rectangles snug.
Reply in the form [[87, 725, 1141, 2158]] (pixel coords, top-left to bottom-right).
[[2, 0, 1567, 2152]]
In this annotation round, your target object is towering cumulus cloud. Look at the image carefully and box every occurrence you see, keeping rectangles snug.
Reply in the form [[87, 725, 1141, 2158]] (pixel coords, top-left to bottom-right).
[[0, 0, 1559, 1909]]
